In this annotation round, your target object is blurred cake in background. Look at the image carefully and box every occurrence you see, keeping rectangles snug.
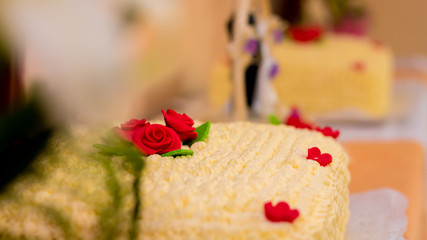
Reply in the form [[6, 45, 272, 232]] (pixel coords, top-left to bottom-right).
[[271, 31, 393, 120], [209, 31, 393, 121], [208, 0, 394, 122]]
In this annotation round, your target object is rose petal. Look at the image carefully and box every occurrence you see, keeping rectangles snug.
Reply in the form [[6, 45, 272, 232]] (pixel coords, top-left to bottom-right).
[[114, 127, 134, 142], [318, 153, 333, 167], [307, 147, 333, 167], [133, 124, 181, 155], [307, 147, 321, 160], [162, 109, 197, 142], [315, 126, 340, 139], [120, 118, 147, 130], [264, 201, 299, 223]]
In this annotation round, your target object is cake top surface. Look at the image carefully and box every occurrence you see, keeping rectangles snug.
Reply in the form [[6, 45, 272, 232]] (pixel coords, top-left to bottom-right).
[[142, 122, 350, 238]]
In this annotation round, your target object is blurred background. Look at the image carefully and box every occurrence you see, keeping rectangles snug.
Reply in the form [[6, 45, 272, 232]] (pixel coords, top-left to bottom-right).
[[1, 0, 427, 121], [0, 0, 427, 238]]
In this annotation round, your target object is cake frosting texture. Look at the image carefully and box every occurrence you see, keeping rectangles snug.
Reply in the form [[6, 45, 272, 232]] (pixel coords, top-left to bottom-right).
[[0, 122, 350, 239], [142, 122, 350, 239]]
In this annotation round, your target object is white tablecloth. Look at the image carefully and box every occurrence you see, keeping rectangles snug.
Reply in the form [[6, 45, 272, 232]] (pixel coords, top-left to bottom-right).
[[346, 188, 408, 240]]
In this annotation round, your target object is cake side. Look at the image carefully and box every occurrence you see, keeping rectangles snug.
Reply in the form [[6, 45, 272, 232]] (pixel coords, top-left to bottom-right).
[[141, 122, 350, 239]]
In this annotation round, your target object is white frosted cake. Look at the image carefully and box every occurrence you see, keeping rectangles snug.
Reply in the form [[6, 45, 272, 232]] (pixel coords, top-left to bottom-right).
[[0, 122, 350, 239], [271, 34, 393, 120]]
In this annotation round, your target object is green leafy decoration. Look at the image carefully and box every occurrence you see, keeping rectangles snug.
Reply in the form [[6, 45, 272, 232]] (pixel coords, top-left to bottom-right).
[[0, 192, 76, 240], [93, 144, 128, 156], [0, 232, 26, 240], [93, 144, 126, 156], [129, 168, 141, 240], [161, 149, 194, 157], [125, 153, 145, 240], [93, 131, 145, 240], [95, 154, 123, 240], [37, 204, 76, 240], [185, 121, 211, 146], [268, 114, 282, 125]]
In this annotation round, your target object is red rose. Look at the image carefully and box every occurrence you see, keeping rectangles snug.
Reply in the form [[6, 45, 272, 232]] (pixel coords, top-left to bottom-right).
[[162, 109, 197, 142], [289, 25, 323, 43], [115, 118, 148, 142], [132, 123, 181, 155]]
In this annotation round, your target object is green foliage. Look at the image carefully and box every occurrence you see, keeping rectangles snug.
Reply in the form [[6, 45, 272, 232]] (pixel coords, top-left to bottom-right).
[[93, 131, 145, 240], [161, 149, 194, 157], [324, 0, 366, 23], [95, 154, 123, 240], [0, 191, 76, 240], [324, 0, 349, 23], [185, 121, 211, 146], [37, 204, 76, 239], [268, 114, 282, 125], [93, 144, 127, 156], [0, 232, 27, 240]]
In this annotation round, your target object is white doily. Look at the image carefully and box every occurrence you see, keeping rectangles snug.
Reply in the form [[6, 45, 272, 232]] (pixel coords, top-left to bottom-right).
[[346, 188, 408, 240]]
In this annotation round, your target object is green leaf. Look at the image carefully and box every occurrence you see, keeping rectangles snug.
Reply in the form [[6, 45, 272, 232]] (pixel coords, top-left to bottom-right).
[[161, 149, 194, 157], [185, 121, 211, 146], [268, 114, 282, 125], [93, 144, 126, 156], [37, 204, 76, 240], [95, 154, 122, 240]]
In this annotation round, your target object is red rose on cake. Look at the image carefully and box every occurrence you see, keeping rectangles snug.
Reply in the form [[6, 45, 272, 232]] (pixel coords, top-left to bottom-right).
[[162, 109, 197, 142], [289, 25, 323, 43], [115, 118, 148, 142], [285, 108, 314, 130], [132, 123, 181, 155]]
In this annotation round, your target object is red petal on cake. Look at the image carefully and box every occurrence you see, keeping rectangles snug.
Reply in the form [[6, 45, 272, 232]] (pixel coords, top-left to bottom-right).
[[264, 201, 299, 223], [289, 26, 323, 43], [307, 147, 333, 167], [318, 153, 333, 167], [352, 61, 365, 72], [315, 126, 340, 139], [372, 39, 384, 49], [285, 209, 300, 222], [332, 130, 340, 139], [307, 147, 321, 159]]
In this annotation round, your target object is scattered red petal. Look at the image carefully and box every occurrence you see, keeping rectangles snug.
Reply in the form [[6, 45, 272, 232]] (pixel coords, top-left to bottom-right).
[[264, 201, 299, 223], [289, 25, 323, 43], [307, 147, 321, 159], [315, 126, 340, 139], [352, 61, 365, 72], [317, 153, 332, 167], [307, 147, 333, 167], [372, 39, 384, 49]]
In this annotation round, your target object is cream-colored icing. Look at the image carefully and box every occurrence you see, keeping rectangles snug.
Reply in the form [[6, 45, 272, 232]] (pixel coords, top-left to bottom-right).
[[141, 122, 349, 239], [0, 122, 349, 240]]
